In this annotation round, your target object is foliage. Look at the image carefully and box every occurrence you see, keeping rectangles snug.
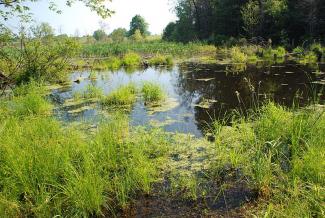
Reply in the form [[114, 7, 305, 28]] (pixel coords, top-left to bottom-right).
[[0, 0, 113, 21], [0, 24, 80, 84], [109, 28, 127, 42], [166, 0, 325, 45], [241, 0, 260, 38], [128, 15, 149, 36], [129, 29, 143, 42], [162, 22, 177, 41], [93, 29, 107, 41]]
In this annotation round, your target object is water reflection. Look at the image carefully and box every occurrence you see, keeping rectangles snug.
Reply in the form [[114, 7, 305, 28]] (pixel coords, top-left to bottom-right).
[[52, 62, 325, 137]]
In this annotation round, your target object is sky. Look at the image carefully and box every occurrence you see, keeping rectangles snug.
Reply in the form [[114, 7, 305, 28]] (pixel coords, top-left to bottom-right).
[[6, 0, 177, 36]]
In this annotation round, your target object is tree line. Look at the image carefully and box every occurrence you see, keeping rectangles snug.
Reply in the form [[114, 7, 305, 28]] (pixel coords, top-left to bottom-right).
[[93, 15, 150, 42], [163, 0, 325, 46]]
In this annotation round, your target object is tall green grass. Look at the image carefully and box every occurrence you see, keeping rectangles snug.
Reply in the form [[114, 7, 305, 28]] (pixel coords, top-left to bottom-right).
[[81, 41, 216, 58], [101, 83, 137, 108], [211, 102, 325, 217], [141, 82, 165, 104], [0, 83, 171, 217]]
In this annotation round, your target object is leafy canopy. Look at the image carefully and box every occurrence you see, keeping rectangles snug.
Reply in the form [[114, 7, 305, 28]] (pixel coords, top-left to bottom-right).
[[128, 14, 149, 37], [0, 0, 114, 21]]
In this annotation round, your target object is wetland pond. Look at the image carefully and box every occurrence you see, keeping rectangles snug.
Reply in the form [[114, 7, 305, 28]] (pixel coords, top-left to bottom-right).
[[51, 62, 325, 137]]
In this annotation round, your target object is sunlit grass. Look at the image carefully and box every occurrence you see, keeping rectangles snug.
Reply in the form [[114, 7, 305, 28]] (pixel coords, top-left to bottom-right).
[[0, 85, 172, 216], [210, 102, 325, 217], [141, 82, 165, 104], [102, 83, 137, 108]]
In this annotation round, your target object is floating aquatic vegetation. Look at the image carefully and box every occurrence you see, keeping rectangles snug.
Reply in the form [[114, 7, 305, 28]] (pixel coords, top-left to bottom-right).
[[147, 97, 179, 115]]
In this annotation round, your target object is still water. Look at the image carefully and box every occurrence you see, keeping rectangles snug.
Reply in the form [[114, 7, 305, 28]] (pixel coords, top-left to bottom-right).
[[51, 62, 325, 137]]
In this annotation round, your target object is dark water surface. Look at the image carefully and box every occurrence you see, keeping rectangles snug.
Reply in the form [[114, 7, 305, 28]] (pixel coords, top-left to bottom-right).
[[51, 62, 325, 137]]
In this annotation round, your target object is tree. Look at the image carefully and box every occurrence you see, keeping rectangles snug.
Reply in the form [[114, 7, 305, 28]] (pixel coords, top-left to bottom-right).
[[110, 28, 127, 42], [241, 0, 260, 38], [128, 15, 149, 36], [129, 29, 143, 42], [93, 29, 107, 41], [31, 22, 55, 38], [0, 0, 114, 21], [162, 22, 177, 41]]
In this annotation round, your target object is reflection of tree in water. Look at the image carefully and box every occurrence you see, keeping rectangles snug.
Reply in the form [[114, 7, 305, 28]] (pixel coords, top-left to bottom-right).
[[174, 63, 321, 133]]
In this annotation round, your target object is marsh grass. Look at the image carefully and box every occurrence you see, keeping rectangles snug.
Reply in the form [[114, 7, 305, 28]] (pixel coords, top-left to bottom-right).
[[0, 86, 172, 217], [5, 81, 53, 117], [141, 82, 165, 104], [210, 102, 325, 217], [81, 41, 216, 58], [148, 54, 173, 66], [73, 84, 104, 100], [102, 83, 137, 108], [122, 52, 141, 67]]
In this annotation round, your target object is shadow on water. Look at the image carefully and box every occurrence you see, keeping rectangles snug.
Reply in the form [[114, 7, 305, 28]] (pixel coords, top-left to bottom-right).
[[51, 62, 325, 137]]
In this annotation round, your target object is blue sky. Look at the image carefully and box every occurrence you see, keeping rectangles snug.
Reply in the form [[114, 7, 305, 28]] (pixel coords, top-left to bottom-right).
[[7, 0, 177, 36]]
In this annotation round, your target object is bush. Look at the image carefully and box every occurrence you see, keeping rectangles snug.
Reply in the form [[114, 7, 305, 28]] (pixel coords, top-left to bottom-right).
[[0, 35, 80, 84]]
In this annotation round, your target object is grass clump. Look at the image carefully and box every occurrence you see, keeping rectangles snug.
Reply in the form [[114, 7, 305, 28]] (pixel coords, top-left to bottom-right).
[[102, 83, 137, 108], [122, 52, 141, 67], [148, 54, 173, 66], [230, 46, 248, 63], [141, 82, 165, 104], [105, 56, 122, 69], [5, 81, 53, 117], [210, 102, 325, 217], [73, 84, 104, 100]]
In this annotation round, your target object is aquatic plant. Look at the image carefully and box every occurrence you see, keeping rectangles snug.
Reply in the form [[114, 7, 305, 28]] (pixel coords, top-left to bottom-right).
[[102, 83, 137, 107], [141, 82, 165, 104], [73, 84, 103, 100]]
